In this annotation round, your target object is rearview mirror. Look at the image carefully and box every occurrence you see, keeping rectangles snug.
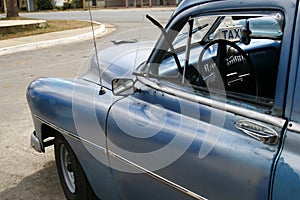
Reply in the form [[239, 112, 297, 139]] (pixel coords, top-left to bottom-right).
[[112, 78, 134, 96]]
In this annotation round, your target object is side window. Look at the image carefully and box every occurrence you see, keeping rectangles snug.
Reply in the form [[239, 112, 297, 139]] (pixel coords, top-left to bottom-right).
[[151, 12, 284, 114]]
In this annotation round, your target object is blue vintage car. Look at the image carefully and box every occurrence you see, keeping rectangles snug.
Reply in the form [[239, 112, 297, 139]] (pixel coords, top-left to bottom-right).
[[27, 0, 300, 199]]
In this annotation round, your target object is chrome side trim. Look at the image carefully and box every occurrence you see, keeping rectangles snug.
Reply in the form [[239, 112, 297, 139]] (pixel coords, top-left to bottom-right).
[[287, 122, 300, 133], [35, 115, 207, 200], [34, 115, 107, 154], [137, 77, 286, 128], [108, 150, 208, 200]]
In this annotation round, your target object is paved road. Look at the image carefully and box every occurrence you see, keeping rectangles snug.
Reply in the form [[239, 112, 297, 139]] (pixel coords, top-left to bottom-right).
[[0, 9, 173, 199]]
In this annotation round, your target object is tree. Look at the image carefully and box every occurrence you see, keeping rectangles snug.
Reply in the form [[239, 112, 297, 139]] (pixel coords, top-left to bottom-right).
[[5, 0, 19, 18]]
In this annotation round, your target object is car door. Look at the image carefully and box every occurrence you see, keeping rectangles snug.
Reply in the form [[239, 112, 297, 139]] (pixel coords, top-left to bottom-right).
[[105, 2, 294, 200], [272, 4, 300, 199], [106, 81, 285, 200]]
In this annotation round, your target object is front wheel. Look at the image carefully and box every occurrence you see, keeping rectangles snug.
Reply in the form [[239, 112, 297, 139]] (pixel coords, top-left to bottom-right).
[[54, 134, 98, 200]]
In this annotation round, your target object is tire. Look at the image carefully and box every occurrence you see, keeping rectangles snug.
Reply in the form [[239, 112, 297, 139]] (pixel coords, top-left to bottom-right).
[[54, 134, 99, 200]]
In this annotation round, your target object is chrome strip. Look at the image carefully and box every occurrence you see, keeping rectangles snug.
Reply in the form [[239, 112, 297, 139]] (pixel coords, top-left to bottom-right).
[[137, 77, 286, 128], [35, 115, 208, 200], [108, 150, 208, 200], [287, 122, 300, 133], [34, 115, 107, 154]]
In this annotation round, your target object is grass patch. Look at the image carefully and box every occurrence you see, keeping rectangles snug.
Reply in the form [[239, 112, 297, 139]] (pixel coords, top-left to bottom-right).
[[0, 17, 93, 40]]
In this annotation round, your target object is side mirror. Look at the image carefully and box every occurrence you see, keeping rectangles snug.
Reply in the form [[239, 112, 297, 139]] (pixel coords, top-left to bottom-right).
[[112, 78, 134, 96]]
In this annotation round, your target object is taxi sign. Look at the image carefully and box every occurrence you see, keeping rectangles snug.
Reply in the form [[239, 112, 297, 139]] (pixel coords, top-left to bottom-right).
[[217, 25, 243, 40]]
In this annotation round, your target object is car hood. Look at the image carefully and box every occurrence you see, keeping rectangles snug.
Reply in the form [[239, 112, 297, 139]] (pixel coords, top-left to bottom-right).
[[80, 41, 155, 88]]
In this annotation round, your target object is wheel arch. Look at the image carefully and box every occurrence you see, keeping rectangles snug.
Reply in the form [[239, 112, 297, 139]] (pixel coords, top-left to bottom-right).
[[38, 122, 119, 200], [40, 124, 58, 149]]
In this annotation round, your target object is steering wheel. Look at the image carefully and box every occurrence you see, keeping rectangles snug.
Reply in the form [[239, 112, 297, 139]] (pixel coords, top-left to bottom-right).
[[195, 39, 258, 96]]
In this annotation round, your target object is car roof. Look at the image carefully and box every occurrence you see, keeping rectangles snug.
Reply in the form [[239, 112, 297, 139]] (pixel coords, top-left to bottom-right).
[[173, 0, 297, 17]]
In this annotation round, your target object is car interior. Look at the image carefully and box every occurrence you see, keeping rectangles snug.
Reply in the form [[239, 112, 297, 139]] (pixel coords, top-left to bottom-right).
[[153, 13, 283, 108]]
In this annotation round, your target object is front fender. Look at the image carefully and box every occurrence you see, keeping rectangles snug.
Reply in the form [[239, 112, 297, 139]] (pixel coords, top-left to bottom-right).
[[26, 77, 120, 199]]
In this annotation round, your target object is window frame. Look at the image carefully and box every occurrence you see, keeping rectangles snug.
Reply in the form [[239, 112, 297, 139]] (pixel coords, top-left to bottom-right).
[[137, 9, 287, 117]]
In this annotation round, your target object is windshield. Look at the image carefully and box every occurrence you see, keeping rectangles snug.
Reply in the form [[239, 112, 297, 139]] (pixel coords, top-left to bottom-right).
[[236, 16, 283, 37], [208, 15, 283, 41], [169, 15, 282, 50], [172, 16, 217, 48]]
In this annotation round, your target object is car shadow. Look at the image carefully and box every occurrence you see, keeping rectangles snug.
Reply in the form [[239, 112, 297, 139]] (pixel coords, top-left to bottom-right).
[[0, 160, 65, 200]]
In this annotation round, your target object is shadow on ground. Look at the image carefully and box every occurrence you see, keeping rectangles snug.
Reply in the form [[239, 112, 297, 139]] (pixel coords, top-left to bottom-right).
[[0, 161, 65, 200]]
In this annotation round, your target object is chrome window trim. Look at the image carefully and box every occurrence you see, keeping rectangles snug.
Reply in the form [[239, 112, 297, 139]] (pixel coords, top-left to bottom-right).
[[137, 76, 286, 128], [287, 122, 300, 133], [35, 115, 208, 200]]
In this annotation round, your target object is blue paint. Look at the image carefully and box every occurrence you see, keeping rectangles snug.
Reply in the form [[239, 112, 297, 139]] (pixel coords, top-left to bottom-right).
[[273, 158, 300, 200]]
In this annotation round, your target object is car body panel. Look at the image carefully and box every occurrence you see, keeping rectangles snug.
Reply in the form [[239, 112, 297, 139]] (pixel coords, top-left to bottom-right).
[[107, 84, 282, 200], [81, 41, 154, 88], [26, 0, 300, 199]]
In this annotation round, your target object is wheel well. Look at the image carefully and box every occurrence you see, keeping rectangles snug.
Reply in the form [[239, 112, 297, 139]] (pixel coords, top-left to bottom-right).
[[41, 124, 59, 149]]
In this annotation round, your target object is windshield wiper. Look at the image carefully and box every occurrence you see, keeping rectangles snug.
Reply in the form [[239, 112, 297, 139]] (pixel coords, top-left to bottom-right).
[[146, 14, 183, 73], [194, 23, 209, 33]]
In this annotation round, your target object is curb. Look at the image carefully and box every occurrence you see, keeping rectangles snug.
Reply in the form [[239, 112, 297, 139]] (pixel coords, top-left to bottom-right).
[[0, 22, 105, 56]]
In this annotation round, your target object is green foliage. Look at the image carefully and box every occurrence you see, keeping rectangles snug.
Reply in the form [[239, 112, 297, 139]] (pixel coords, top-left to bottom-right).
[[71, 0, 82, 8], [37, 0, 53, 10], [55, 6, 64, 10]]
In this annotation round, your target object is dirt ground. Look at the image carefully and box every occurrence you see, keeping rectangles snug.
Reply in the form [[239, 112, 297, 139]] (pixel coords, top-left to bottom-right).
[[0, 56, 67, 199]]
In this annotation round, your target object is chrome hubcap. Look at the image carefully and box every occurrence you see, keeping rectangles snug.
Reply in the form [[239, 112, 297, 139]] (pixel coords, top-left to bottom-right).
[[60, 144, 75, 193]]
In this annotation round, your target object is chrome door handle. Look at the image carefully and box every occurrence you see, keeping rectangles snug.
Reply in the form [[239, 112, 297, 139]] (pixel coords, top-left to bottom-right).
[[235, 119, 279, 145]]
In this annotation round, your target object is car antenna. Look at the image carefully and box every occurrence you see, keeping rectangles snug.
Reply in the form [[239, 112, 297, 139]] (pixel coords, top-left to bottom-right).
[[88, 1, 106, 95]]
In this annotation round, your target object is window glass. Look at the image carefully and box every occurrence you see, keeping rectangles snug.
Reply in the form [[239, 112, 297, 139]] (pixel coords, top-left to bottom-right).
[[146, 12, 284, 111]]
